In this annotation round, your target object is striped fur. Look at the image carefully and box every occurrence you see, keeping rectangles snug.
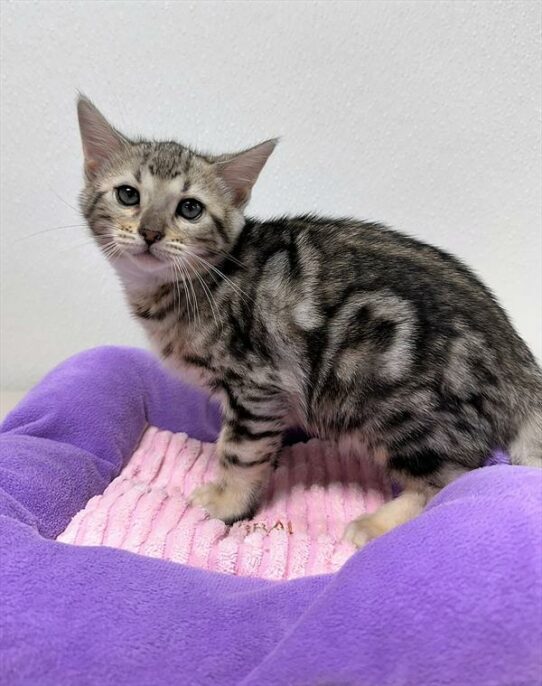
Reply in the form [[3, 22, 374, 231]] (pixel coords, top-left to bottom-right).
[[77, 97, 542, 545]]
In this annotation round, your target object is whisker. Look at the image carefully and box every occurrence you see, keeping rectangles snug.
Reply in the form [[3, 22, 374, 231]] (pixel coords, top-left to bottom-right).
[[199, 273, 221, 329], [169, 262, 183, 322], [15, 223, 89, 244], [205, 248, 246, 269], [186, 249, 252, 304], [58, 239, 103, 255], [57, 232, 119, 256], [175, 263, 185, 321], [48, 187, 81, 215], [186, 258, 220, 329], [173, 259, 187, 322], [185, 260, 200, 325], [174, 257, 193, 325], [102, 247, 122, 261], [100, 239, 123, 259]]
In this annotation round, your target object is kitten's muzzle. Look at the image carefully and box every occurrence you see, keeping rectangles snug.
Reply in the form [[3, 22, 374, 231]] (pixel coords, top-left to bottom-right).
[[138, 227, 164, 246]]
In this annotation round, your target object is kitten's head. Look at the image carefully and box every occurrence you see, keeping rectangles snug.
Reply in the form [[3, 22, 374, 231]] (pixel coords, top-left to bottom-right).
[[77, 96, 276, 276]]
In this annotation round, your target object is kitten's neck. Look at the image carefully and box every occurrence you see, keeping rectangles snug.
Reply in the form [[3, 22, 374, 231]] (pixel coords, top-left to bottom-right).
[[113, 254, 228, 329]]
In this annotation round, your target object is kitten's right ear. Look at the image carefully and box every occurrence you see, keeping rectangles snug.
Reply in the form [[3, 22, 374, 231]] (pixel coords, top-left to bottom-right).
[[77, 96, 128, 179]]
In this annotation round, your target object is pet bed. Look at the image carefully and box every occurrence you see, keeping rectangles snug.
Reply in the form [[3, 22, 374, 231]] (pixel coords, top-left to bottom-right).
[[57, 426, 391, 579], [1, 346, 541, 686]]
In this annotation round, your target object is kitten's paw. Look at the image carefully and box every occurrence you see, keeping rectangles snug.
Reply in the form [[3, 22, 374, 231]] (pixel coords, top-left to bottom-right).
[[343, 516, 386, 549], [190, 482, 225, 515], [190, 482, 255, 524]]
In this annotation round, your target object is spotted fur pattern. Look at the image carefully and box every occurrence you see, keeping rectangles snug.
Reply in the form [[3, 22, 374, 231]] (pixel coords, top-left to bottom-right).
[[77, 97, 542, 545]]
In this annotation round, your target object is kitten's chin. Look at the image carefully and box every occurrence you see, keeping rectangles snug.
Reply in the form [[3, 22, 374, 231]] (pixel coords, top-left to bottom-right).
[[127, 252, 169, 272], [111, 252, 171, 289]]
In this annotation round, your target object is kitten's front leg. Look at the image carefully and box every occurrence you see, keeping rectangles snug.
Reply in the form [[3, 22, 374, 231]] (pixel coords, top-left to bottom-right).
[[190, 401, 284, 524]]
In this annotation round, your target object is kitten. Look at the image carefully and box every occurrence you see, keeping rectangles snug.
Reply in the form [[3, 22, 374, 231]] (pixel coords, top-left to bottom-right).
[[77, 96, 542, 547]]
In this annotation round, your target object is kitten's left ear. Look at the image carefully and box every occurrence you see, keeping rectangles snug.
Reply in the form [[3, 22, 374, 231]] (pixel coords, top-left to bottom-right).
[[214, 139, 278, 207], [77, 95, 129, 179]]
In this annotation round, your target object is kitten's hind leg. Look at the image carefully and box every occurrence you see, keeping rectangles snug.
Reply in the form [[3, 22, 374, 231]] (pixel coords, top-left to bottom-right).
[[344, 441, 474, 548], [509, 407, 542, 468], [344, 489, 432, 548]]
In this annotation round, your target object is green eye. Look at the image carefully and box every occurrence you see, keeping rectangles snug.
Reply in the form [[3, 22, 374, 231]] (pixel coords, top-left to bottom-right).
[[116, 185, 140, 206], [176, 198, 203, 221]]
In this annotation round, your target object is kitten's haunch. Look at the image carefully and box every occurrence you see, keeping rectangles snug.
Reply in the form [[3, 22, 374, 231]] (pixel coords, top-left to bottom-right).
[[77, 96, 542, 547]]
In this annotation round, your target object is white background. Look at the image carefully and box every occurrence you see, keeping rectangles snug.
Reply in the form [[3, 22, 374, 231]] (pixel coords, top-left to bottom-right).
[[1, 0, 541, 392]]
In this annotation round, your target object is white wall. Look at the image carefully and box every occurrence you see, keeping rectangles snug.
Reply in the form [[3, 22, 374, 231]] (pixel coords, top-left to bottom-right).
[[1, 0, 540, 390]]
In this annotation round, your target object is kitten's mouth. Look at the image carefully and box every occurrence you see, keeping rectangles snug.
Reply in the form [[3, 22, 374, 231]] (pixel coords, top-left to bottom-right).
[[129, 249, 168, 271]]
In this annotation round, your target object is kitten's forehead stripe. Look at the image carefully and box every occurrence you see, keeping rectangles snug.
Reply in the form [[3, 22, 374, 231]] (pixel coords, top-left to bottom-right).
[[141, 151, 151, 167], [143, 142, 195, 180], [182, 149, 192, 176]]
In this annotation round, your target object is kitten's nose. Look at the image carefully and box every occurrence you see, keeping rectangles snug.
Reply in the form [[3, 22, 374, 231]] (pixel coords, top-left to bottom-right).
[[139, 227, 164, 246]]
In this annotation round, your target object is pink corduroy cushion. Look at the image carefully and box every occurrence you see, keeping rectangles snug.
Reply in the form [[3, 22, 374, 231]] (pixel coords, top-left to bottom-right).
[[57, 426, 391, 580]]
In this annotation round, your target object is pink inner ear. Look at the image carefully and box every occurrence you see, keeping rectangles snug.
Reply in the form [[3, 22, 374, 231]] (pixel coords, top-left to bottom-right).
[[215, 139, 277, 206], [77, 97, 127, 178], [84, 158, 100, 177]]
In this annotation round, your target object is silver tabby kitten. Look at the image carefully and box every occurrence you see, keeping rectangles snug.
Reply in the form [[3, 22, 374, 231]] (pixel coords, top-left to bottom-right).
[[77, 97, 542, 547]]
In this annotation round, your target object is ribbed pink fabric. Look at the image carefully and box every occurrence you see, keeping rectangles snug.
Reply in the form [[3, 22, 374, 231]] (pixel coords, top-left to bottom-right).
[[57, 427, 391, 580]]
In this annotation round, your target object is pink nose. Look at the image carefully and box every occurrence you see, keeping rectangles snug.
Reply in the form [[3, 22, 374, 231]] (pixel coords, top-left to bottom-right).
[[139, 228, 163, 246]]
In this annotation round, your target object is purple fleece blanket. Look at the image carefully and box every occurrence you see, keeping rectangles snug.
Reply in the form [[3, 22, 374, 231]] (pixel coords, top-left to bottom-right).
[[1, 347, 541, 686]]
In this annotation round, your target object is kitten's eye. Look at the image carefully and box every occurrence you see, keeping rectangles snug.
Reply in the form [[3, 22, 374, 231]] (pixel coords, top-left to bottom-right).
[[176, 198, 204, 221], [116, 185, 140, 206]]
